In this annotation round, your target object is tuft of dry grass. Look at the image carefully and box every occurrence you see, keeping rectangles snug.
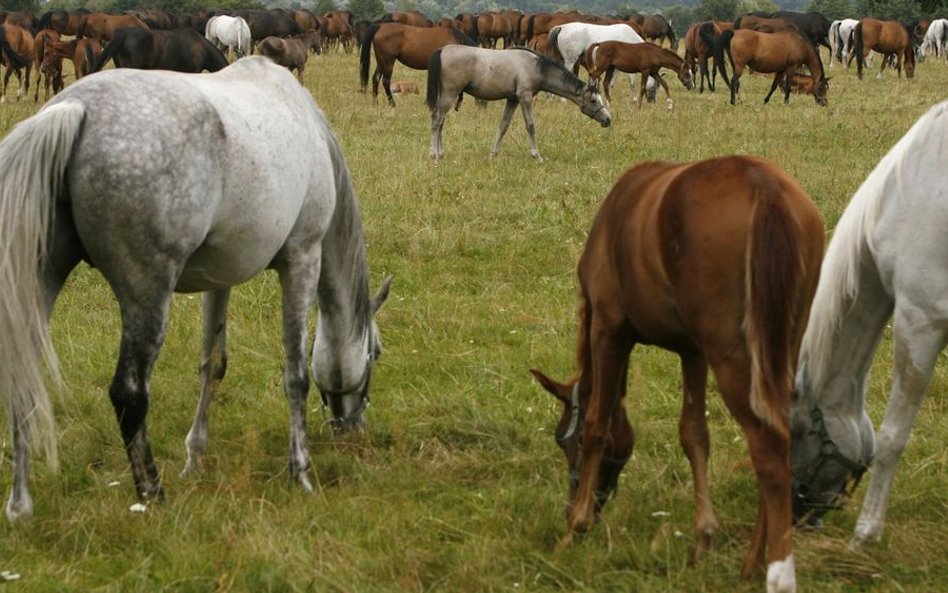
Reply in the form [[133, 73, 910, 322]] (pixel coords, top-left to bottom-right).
[[0, 49, 946, 592]]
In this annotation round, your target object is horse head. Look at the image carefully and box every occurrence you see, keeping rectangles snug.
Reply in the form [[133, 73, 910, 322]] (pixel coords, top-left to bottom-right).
[[790, 378, 874, 527], [530, 370, 632, 523], [678, 62, 695, 91], [812, 75, 829, 106], [580, 83, 611, 127]]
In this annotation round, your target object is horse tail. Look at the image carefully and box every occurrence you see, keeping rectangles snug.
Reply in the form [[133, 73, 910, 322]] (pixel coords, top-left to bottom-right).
[[359, 23, 380, 91], [854, 21, 864, 79], [426, 48, 442, 111], [715, 28, 733, 88], [0, 27, 32, 70], [82, 42, 95, 77], [0, 101, 86, 469], [91, 38, 116, 73], [525, 14, 536, 42], [745, 179, 807, 436], [548, 25, 562, 63]]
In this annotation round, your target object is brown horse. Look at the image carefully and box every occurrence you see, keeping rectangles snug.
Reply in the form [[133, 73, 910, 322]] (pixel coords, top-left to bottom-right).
[[385, 10, 433, 28], [853, 19, 915, 79], [0, 23, 33, 103], [686, 20, 733, 92], [32, 28, 59, 101], [716, 29, 828, 106], [476, 11, 513, 48], [77, 12, 149, 43], [41, 38, 102, 88], [36, 9, 89, 36], [585, 41, 694, 107], [629, 13, 677, 49], [360, 22, 472, 106], [258, 30, 322, 83], [531, 155, 824, 589], [319, 11, 354, 53]]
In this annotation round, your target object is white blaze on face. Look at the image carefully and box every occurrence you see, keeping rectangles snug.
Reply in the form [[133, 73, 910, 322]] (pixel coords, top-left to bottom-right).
[[766, 554, 796, 593]]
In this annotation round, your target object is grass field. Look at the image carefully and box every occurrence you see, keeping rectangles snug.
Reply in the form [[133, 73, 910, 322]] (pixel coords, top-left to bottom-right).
[[1, 46, 947, 593]]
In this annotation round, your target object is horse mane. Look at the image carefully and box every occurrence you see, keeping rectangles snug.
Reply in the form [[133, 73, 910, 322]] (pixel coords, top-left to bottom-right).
[[799, 101, 947, 389], [447, 25, 475, 46]]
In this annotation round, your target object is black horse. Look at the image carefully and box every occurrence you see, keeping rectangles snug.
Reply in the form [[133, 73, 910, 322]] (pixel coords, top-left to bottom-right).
[[232, 9, 300, 47], [92, 27, 228, 74]]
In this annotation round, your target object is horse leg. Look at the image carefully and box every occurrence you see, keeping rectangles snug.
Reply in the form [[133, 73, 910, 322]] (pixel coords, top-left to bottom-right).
[[655, 71, 672, 110], [181, 289, 231, 476], [714, 359, 794, 590], [518, 95, 543, 162], [678, 353, 718, 563], [637, 73, 648, 108], [730, 71, 741, 106], [489, 98, 518, 159], [563, 319, 632, 541], [276, 253, 321, 492], [853, 318, 946, 546], [763, 73, 783, 104], [430, 96, 453, 160]]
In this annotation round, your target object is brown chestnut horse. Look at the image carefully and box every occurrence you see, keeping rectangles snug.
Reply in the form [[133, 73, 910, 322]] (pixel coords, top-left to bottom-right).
[[32, 28, 59, 102], [77, 12, 149, 43], [585, 40, 694, 107], [687, 20, 733, 92], [853, 19, 915, 79], [36, 9, 90, 36], [360, 22, 473, 106], [0, 23, 33, 103], [716, 29, 828, 106], [629, 13, 677, 49], [532, 155, 824, 590], [40, 38, 102, 91]]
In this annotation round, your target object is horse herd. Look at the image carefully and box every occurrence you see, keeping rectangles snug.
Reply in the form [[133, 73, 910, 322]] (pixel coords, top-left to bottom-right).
[[0, 6, 946, 593]]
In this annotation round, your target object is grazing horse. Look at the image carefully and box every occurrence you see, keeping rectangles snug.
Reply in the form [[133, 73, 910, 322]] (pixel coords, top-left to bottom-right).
[[852, 19, 915, 79], [548, 22, 643, 75], [259, 30, 322, 83], [360, 22, 473, 107], [532, 155, 823, 593], [234, 9, 301, 50], [0, 23, 33, 103], [0, 57, 393, 522], [426, 46, 611, 161], [716, 29, 828, 106], [585, 41, 694, 108], [320, 11, 355, 53], [919, 18, 948, 60], [687, 20, 733, 92], [205, 15, 252, 59], [629, 13, 677, 49], [92, 27, 228, 74], [791, 101, 947, 547]]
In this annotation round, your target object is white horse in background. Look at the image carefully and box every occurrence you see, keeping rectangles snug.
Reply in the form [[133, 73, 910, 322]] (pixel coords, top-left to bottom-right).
[[833, 18, 862, 67], [547, 22, 657, 102], [790, 100, 948, 546], [919, 18, 948, 60], [205, 15, 252, 59]]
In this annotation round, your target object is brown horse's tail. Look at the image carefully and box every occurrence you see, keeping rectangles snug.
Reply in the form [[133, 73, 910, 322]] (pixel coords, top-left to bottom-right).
[[854, 21, 865, 79], [81, 42, 95, 77], [745, 183, 807, 436], [91, 37, 116, 73], [548, 25, 563, 64], [359, 23, 380, 91], [426, 47, 442, 111], [714, 27, 733, 88]]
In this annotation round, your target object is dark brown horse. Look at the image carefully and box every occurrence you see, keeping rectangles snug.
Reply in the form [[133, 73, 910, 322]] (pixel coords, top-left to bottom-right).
[[360, 22, 473, 106], [92, 27, 228, 74], [0, 23, 33, 102], [259, 30, 322, 83], [629, 13, 677, 49], [716, 29, 829, 106], [531, 155, 824, 588], [41, 38, 102, 87], [687, 20, 733, 92], [36, 9, 89, 36], [585, 41, 694, 107], [476, 11, 513, 48], [853, 18, 916, 79]]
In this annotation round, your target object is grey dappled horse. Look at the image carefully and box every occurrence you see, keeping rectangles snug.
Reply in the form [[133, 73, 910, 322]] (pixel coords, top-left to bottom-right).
[[0, 57, 392, 521], [426, 45, 611, 161], [791, 100, 948, 546]]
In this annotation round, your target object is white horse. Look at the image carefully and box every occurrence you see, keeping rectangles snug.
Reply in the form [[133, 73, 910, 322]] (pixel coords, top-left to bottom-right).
[[791, 100, 948, 546], [547, 22, 656, 99], [205, 14, 252, 59], [919, 18, 948, 60], [833, 18, 861, 67], [0, 57, 393, 521]]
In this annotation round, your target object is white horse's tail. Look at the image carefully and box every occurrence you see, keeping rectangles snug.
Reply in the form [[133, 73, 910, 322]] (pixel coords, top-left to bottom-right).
[[0, 100, 85, 468]]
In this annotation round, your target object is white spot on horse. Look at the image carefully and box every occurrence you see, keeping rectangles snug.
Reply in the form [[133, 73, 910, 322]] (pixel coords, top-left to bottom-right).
[[766, 554, 796, 593]]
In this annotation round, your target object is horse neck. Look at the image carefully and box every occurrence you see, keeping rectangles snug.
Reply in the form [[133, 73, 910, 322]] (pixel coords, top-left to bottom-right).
[[537, 61, 585, 104], [803, 42, 824, 79], [657, 49, 682, 71]]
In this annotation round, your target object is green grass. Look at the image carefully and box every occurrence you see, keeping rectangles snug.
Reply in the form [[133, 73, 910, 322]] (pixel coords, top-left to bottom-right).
[[1, 49, 947, 592]]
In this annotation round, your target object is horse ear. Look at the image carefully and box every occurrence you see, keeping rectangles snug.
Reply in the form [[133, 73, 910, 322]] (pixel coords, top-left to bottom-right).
[[371, 275, 394, 314], [529, 368, 571, 404]]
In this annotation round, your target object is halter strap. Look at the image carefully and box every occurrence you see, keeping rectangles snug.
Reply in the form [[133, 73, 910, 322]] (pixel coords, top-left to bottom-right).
[[315, 348, 374, 429]]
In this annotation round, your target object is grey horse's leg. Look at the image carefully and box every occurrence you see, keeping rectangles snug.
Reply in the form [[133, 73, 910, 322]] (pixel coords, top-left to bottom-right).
[[490, 99, 519, 158], [181, 289, 231, 476], [109, 292, 173, 502], [430, 96, 454, 160], [519, 94, 542, 162], [276, 250, 321, 492]]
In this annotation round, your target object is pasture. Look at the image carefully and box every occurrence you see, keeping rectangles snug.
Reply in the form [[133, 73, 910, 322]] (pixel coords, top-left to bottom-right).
[[1, 48, 947, 592]]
